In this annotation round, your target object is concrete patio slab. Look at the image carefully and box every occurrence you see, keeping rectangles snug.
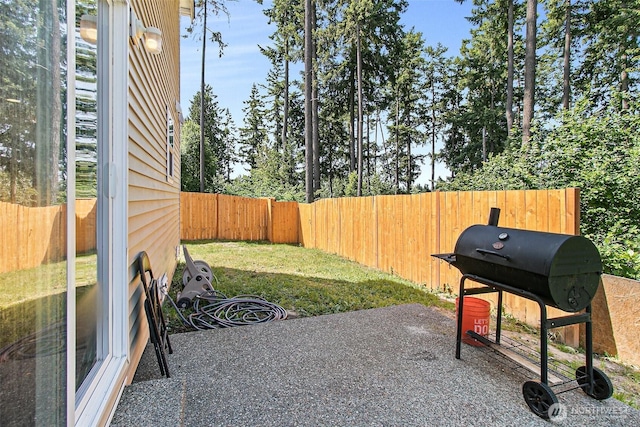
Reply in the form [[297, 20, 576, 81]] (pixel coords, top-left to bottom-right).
[[110, 304, 639, 426]]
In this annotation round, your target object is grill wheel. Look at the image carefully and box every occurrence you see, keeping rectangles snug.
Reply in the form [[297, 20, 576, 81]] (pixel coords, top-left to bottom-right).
[[576, 366, 614, 400], [522, 381, 558, 419]]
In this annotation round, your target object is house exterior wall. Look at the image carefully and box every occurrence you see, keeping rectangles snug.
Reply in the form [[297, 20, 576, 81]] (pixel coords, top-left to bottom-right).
[[124, 0, 183, 384]]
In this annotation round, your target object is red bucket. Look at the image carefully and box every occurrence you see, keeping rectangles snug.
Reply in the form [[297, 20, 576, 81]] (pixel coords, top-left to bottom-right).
[[456, 296, 491, 346]]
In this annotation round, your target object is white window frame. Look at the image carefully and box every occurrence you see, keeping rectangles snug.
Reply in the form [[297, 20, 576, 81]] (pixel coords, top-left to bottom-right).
[[71, 1, 129, 425], [167, 106, 175, 182]]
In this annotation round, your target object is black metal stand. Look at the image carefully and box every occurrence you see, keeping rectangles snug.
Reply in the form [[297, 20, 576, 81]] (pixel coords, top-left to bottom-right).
[[455, 273, 612, 419], [137, 252, 173, 378]]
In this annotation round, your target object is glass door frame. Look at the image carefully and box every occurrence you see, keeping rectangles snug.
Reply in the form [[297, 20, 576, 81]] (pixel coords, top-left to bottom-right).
[[70, 0, 129, 425]]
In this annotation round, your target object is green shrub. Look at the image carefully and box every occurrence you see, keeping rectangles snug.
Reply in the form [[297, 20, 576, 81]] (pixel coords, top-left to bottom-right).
[[440, 98, 640, 279]]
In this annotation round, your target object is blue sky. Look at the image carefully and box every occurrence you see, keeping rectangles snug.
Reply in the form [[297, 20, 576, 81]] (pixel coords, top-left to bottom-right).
[[179, 0, 475, 183]]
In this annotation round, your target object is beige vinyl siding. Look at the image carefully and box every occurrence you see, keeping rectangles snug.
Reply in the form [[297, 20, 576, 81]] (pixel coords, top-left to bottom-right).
[[125, 0, 182, 383]]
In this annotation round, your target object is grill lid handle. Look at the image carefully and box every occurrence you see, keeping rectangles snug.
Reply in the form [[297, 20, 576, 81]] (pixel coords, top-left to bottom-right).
[[476, 248, 511, 261]]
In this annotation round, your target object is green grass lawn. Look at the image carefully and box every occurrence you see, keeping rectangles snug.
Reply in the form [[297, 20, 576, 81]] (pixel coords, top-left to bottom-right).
[[0, 253, 96, 310], [166, 240, 453, 332], [0, 253, 97, 348]]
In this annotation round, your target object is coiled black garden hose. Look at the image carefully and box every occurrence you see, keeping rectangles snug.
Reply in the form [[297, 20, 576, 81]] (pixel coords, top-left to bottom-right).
[[162, 285, 288, 331]]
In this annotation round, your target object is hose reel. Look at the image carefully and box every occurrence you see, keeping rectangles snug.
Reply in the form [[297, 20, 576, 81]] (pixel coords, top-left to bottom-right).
[[176, 246, 215, 308]]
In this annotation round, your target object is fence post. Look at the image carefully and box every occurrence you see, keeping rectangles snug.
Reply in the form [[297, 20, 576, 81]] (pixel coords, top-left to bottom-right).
[[435, 191, 441, 290], [567, 187, 580, 236], [266, 198, 274, 242]]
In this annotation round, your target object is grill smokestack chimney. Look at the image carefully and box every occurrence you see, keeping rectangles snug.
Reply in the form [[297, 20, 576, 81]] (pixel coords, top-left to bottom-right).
[[488, 207, 500, 226]]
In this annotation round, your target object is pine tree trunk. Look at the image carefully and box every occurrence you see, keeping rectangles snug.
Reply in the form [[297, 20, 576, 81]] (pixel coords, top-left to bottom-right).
[[431, 78, 436, 190], [312, 1, 320, 193], [482, 126, 487, 162], [522, 0, 537, 148], [199, 1, 207, 192], [394, 96, 399, 195], [304, 0, 313, 202], [621, 54, 629, 110], [562, 0, 571, 110], [356, 22, 364, 197], [282, 40, 289, 153], [349, 69, 356, 172], [506, 0, 514, 134], [35, 0, 61, 205], [407, 120, 412, 192]]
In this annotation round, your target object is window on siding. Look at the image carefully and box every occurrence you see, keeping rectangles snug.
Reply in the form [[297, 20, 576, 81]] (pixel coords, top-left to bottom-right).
[[166, 106, 174, 181]]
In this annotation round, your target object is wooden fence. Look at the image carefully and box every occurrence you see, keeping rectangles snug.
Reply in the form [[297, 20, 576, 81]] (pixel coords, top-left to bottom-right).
[[2, 190, 631, 360], [180, 192, 299, 243], [3, 191, 581, 344], [298, 189, 581, 345], [0, 199, 97, 274], [299, 189, 579, 291], [180, 189, 582, 345]]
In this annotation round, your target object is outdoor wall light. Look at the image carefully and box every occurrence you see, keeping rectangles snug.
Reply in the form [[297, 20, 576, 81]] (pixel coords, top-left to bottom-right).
[[130, 8, 163, 54], [143, 27, 162, 54], [80, 14, 98, 44]]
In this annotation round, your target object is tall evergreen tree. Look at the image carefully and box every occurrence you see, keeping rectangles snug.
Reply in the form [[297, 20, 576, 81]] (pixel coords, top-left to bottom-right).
[[238, 84, 269, 171], [1, 0, 39, 204], [218, 108, 238, 182], [424, 44, 449, 190], [336, 0, 408, 194], [440, 1, 515, 173], [184, 1, 229, 191], [181, 121, 212, 192], [538, 0, 586, 115], [577, 0, 640, 109], [260, 0, 305, 151], [186, 85, 232, 192], [386, 30, 428, 193]]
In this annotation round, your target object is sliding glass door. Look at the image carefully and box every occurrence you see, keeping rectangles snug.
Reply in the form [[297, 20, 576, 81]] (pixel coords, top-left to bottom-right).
[[0, 1, 69, 424], [1, 1, 127, 424]]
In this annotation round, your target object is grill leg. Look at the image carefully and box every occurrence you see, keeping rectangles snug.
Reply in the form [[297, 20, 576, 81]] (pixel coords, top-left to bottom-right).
[[455, 276, 467, 359], [496, 290, 503, 344], [538, 300, 549, 385], [585, 304, 594, 394]]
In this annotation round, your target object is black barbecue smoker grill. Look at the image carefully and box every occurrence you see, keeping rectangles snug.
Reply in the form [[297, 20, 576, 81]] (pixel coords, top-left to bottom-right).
[[433, 208, 613, 419]]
